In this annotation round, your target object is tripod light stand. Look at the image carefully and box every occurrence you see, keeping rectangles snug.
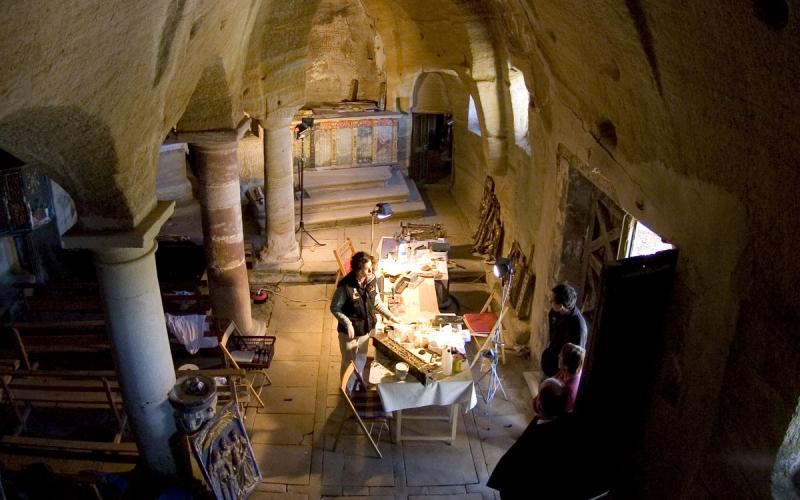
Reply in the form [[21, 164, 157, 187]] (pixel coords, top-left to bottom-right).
[[474, 257, 513, 405], [294, 118, 324, 258], [370, 202, 393, 254]]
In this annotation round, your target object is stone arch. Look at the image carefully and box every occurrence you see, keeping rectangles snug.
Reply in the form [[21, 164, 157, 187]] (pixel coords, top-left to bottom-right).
[[176, 60, 242, 132], [306, 0, 386, 106], [410, 70, 468, 115], [242, 0, 323, 121], [453, 0, 508, 174], [0, 106, 137, 230]]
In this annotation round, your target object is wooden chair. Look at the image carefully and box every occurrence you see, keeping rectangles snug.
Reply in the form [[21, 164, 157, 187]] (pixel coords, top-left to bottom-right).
[[218, 321, 275, 409], [463, 286, 508, 366], [332, 361, 391, 458], [333, 238, 356, 286]]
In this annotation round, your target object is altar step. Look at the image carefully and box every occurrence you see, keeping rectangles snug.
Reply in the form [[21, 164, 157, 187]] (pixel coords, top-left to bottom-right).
[[303, 165, 391, 193], [300, 167, 426, 228]]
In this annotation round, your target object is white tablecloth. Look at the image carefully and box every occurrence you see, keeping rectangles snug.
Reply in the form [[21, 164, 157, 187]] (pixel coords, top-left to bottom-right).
[[369, 360, 477, 413]]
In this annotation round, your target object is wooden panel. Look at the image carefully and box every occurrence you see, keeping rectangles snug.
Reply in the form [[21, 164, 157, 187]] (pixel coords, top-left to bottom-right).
[[336, 124, 353, 167], [375, 122, 393, 164], [580, 193, 625, 326], [313, 126, 333, 168], [356, 120, 373, 164]]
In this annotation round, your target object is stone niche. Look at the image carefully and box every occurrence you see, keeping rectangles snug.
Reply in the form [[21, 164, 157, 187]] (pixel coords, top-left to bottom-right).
[[292, 109, 401, 170]]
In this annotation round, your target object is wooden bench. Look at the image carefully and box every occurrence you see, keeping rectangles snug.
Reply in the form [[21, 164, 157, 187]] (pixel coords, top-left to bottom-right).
[[0, 367, 251, 462], [15, 281, 211, 319], [6, 321, 111, 370], [0, 369, 129, 444], [8, 318, 218, 370]]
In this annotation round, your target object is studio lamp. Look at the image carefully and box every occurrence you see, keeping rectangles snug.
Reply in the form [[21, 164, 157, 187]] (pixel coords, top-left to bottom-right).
[[370, 202, 393, 253], [294, 121, 312, 140], [493, 257, 513, 281], [474, 256, 515, 406], [293, 117, 323, 258]]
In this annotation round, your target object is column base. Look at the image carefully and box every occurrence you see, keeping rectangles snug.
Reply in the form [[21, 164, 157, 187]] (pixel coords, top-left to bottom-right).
[[246, 318, 267, 337], [257, 243, 301, 267]]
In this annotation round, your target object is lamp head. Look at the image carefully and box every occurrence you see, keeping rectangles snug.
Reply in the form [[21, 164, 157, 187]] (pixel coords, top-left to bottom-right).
[[372, 202, 393, 220], [294, 122, 311, 140], [493, 257, 513, 279], [294, 117, 314, 140]]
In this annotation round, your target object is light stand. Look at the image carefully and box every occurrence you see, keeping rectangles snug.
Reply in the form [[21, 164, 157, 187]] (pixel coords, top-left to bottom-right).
[[294, 119, 324, 258], [370, 202, 393, 254], [473, 258, 513, 405]]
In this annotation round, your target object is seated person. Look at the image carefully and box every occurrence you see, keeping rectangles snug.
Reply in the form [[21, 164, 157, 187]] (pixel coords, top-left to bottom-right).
[[533, 343, 585, 414]]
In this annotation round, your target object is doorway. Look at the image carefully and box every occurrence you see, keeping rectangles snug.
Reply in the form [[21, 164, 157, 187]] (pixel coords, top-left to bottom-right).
[[409, 113, 453, 184]]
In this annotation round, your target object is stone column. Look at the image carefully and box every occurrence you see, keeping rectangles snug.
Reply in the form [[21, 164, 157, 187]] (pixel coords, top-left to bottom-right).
[[260, 122, 299, 264], [184, 124, 264, 336], [63, 201, 178, 477]]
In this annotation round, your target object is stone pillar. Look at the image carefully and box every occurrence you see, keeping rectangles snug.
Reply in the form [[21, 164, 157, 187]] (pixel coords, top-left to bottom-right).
[[63, 201, 178, 477], [184, 125, 264, 336], [260, 123, 299, 264]]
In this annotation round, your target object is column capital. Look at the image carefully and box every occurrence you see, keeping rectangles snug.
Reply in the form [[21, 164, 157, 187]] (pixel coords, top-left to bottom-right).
[[62, 200, 175, 252], [173, 117, 251, 146]]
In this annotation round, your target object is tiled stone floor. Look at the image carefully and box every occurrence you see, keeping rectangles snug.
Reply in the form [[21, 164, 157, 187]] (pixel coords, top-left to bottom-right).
[[245, 281, 535, 500], [0, 188, 535, 499], [242, 187, 535, 499]]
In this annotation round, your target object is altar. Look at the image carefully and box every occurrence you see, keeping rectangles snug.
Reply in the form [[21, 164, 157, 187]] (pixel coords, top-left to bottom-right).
[[292, 109, 403, 170]]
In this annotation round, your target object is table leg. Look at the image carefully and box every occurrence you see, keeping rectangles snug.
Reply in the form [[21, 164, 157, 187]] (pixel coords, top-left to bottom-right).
[[449, 404, 458, 443], [395, 410, 403, 443]]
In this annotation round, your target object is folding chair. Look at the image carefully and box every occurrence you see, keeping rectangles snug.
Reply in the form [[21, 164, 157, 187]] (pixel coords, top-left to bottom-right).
[[332, 361, 391, 458], [333, 238, 356, 286], [463, 286, 508, 365], [218, 321, 275, 409]]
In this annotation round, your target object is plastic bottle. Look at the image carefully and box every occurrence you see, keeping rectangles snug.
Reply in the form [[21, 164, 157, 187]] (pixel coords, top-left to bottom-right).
[[441, 345, 453, 376], [452, 350, 463, 374]]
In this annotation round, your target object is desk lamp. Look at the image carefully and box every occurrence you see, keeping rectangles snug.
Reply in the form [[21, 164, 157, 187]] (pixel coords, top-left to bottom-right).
[[370, 202, 393, 254]]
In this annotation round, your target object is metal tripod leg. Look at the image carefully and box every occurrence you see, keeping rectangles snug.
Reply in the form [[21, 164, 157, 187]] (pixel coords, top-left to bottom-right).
[[477, 352, 508, 404]]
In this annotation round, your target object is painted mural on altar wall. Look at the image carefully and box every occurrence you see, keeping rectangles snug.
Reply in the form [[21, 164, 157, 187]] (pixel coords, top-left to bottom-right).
[[293, 112, 400, 170]]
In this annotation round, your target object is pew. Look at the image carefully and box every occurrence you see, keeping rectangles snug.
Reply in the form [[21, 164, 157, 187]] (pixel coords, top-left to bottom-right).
[[14, 281, 211, 319], [0, 367, 249, 462]]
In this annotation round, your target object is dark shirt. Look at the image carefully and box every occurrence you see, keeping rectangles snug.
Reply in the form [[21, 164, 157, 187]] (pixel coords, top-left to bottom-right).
[[330, 272, 378, 337], [487, 414, 607, 500], [541, 307, 588, 377]]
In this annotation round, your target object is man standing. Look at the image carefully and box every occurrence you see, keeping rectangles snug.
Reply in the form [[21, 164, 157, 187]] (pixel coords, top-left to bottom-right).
[[330, 251, 400, 382], [541, 283, 588, 377]]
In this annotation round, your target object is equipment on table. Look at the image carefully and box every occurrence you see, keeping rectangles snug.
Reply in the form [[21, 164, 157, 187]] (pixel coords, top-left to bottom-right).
[[372, 333, 437, 385], [399, 222, 446, 241]]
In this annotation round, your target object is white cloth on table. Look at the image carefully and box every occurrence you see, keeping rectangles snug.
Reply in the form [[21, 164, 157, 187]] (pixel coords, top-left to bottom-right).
[[165, 313, 218, 354], [371, 363, 477, 413]]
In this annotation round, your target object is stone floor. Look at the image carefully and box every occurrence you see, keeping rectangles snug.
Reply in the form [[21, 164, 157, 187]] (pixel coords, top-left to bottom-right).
[[242, 186, 536, 499], [0, 186, 537, 499], [245, 280, 535, 500]]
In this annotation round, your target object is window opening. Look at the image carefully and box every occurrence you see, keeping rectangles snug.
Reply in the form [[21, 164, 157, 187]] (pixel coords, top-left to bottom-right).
[[624, 219, 675, 258], [468, 96, 481, 136], [508, 65, 530, 153]]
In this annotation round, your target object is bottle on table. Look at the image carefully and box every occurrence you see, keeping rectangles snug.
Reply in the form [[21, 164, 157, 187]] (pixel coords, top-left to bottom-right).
[[441, 345, 453, 376]]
